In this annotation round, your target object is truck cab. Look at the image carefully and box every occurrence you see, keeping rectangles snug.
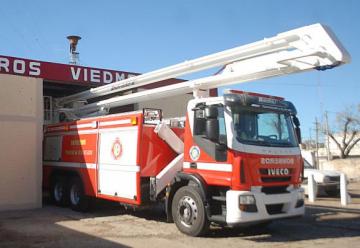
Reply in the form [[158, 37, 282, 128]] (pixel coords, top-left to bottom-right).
[[169, 90, 304, 235]]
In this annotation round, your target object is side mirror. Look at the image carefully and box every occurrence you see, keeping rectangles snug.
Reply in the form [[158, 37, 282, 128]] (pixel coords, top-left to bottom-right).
[[292, 116, 301, 144], [205, 105, 218, 118], [216, 143, 226, 151], [205, 106, 219, 142], [295, 127, 302, 144], [206, 119, 219, 142], [292, 116, 300, 126]]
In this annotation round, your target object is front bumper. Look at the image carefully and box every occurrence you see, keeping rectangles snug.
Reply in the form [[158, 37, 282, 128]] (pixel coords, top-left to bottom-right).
[[226, 187, 305, 225]]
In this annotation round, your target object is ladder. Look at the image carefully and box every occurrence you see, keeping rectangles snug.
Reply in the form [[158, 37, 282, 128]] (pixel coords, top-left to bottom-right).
[[56, 24, 350, 118]]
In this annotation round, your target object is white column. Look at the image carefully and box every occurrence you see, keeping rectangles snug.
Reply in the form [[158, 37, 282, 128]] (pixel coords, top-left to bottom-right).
[[308, 174, 316, 202], [340, 173, 351, 206]]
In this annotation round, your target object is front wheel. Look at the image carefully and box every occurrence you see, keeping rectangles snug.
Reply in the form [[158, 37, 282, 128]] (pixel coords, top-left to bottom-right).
[[69, 177, 89, 212], [171, 186, 209, 236]]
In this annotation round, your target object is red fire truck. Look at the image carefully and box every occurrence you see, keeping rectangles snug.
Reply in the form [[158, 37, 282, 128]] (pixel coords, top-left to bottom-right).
[[43, 24, 349, 236]]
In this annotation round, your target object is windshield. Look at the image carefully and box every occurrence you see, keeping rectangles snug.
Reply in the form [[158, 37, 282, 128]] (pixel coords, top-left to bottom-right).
[[231, 107, 298, 147]]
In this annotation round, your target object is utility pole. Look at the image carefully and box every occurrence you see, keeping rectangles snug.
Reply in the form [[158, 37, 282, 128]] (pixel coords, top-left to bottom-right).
[[314, 118, 320, 169], [324, 111, 331, 161]]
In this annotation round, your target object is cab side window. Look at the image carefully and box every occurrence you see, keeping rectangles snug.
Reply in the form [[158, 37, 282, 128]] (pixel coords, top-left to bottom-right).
[[194, 109, 206, 136]]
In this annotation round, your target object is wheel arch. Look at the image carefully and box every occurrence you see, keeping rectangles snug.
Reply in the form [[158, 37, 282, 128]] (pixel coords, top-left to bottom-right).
[[50, 168, 80, 179], [49, 169, 82, 187], [165, 172, 210, 222]]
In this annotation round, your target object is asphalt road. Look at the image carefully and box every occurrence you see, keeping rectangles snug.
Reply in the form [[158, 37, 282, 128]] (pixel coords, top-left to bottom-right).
[[0, 182, 359, 248]]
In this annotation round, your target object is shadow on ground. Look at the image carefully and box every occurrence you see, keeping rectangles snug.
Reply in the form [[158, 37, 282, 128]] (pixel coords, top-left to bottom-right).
[[44, 195, 360, 242], [0, 223, 130, 248], [205, 205, 360, 241], [62, 196, 360, 242], [0, 199, 132, 248], [1, 195, 360, 247]]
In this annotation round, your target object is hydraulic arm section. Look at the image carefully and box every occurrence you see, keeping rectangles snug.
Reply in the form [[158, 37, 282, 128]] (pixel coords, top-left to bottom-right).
[[56, 23, 350, 119]]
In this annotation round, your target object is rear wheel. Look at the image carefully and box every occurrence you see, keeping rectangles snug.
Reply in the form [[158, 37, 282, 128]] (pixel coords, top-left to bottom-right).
[[51, 176, 69, 207], [171, 186, 209, 236], [69, 177, 89, 212]]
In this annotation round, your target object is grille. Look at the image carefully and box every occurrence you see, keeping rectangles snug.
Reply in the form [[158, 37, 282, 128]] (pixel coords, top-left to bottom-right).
[[261, 177, 291, 183], [261, 186, 289, 194], [259, 168, 292, 183], [259, 168, 293, 175], [266, 204, 284, 215]]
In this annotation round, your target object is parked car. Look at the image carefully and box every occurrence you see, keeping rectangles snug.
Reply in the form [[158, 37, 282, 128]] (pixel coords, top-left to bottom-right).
[[302, 159, 341, 197]]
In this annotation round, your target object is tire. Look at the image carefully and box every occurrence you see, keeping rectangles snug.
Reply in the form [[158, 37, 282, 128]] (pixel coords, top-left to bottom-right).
[[325, 189, 340, 197], [50, 176, 69, 207], [171, 186, 209, 236], [69, 177, 89, 212]]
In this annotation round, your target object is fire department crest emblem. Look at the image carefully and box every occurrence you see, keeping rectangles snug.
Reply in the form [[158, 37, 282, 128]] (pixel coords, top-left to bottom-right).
[[111, 138, 123, 160], [189, 146, 200, 161]]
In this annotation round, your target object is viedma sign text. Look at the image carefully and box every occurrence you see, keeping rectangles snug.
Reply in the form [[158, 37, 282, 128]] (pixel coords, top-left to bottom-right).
[[0, 55, 137, 85]]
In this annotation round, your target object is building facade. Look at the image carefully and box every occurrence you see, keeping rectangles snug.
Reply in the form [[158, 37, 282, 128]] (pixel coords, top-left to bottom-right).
[[0, 54, 201, 211]]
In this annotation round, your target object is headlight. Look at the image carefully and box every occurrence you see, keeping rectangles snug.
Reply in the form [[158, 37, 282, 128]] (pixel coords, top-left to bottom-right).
[[239, 195, 256, 205], [239, 195, 257, 212]]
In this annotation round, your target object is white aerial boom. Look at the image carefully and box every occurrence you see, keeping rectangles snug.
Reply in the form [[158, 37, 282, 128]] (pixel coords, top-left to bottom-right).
[[57, 23, 350, 118]]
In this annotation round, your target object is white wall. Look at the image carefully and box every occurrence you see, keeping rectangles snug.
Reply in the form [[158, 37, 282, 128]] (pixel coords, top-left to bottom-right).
[[301, 150, 316, 166], [320, 158, 360, 181], [0, 74, 43, 211]]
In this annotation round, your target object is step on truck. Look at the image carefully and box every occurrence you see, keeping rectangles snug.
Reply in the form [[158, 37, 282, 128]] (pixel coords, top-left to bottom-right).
[[43, 24, 350, 236]]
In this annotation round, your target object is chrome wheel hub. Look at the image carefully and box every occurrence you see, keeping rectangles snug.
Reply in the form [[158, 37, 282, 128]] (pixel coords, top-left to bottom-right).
[[178, 196, 198, 227]]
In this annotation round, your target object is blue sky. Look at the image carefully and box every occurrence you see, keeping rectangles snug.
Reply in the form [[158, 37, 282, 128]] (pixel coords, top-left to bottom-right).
[[0, 0, 359, 140]]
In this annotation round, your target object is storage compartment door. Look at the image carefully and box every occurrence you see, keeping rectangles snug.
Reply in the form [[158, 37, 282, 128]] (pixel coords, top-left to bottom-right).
[[98, 126, 139, 201]]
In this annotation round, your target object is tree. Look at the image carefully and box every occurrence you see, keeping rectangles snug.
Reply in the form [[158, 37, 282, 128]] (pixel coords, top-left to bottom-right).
[[328, 105, 360, 159]]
